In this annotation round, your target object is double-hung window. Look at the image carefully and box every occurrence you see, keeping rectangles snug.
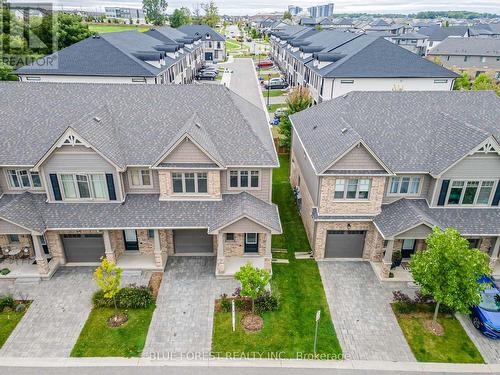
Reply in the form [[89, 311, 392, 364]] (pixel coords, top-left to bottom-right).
[[130, 169, 152, 187], [229, 170, 260, 189], [334, 178, 371, 200], [6, 169, 42, 189], [59, 173, 107, 200], [389, 176, 421, 195], [447, 180, 496, 206], [172, 172, 208, 194]]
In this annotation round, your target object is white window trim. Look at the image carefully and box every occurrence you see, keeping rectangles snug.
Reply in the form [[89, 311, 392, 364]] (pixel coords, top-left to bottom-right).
[[444, 179, 498, 207], [227, 169, 261, 190], [5, 169, 43, 190], [333, 178, 371, 200], [128, 168, 153, 187], [171, 171, 209, 195], [387, 175, 423, 196], [57, 172, 109, 202], [245, 233, 258, 244]]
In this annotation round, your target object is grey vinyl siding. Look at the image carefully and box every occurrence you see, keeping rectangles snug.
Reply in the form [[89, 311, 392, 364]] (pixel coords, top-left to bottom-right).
[[328, 144, 383, 171], [442, 155, 500, 179], [0, 219, 30, 234], [291, 128, 319, 205], [123, 169, 160, 194], [161, 139, 213, 164], [41, 145, 122, 202], [438, 55, 500, 70], [220, 217, 270, 233], [395, 224, 433, 239], [427, 177, 437, 205], [221, 168, 271, 202], [382, 174, 431, 204]]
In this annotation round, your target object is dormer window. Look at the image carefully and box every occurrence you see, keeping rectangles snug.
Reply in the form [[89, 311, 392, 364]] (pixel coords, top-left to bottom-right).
[[6, 169, 42, 189]]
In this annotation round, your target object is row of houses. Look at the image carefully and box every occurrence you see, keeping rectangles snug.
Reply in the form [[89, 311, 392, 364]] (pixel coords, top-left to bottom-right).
[[16, 25, 226, 84]]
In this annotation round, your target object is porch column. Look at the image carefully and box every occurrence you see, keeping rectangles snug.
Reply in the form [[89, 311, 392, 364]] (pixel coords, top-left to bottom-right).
[[103, 230, 115, 263], [489, 237, 500, 270], [32, 234, 50, 276], [264, 232, 272, 272], [381, 239, 394, 279], [153, 229, 163, 268], [216, 233, 224, 274]]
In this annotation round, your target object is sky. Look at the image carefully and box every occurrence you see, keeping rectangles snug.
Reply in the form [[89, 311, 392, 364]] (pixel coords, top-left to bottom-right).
[[10, 0, 500, 16]]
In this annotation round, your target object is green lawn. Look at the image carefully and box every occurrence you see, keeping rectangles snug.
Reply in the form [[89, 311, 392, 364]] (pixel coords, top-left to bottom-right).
[[71, 306, 155, 357], [87, 24, 149, 33], [267, 103, 287, 114], [263, 89, 288, 98], [212, 156, 341, 359], [393, 306, 483, 363], [0, 306, 28, 348]]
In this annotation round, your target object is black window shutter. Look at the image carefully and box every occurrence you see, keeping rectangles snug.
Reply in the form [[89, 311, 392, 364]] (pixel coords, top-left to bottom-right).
[[106, 174, 117, 201], [437, 180, 449, 206], [492, 183, 500, 206], [49, 174, 62, 201]]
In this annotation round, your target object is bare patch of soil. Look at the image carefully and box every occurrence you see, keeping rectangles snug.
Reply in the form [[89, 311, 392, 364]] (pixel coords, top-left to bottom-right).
[[107, 313, 128, 328], [241, 314, 264, 332], [424, 319, 444, 336], [149, 272, 163, 300]]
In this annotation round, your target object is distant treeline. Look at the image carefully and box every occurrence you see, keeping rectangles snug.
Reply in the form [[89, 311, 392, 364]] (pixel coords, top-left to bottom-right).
[[332, 11, 499, 19]]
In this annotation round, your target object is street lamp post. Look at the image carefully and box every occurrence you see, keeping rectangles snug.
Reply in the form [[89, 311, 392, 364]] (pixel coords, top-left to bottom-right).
[[267, 73, 271, 108]]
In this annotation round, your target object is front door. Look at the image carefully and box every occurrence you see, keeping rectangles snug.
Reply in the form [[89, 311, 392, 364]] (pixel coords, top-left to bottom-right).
[[205, 52, 213, 61], [123, 230, 139, 251], [401, 239, 416, 259], [244, 233, 259, 253]]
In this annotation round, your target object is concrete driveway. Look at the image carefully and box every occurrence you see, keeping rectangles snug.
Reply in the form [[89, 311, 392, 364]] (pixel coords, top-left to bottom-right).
[[318, 261, 415, 361], [142, 257, 237, 357]]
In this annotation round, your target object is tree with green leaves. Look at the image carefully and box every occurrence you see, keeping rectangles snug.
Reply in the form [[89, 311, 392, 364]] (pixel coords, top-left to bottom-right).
[[0, 62, 17, 81], [278, 86, 313, 149], [94, 258, 122, 310], [473, 73, 498, 92], [453, 72, 471, 90], [234, 263, 271, 313], [201, 1, 219, 28], [143, 0, 168, 26], [283, 11, 292, 21], [410, 227, 491, 322], [169, 7, 192, 28]]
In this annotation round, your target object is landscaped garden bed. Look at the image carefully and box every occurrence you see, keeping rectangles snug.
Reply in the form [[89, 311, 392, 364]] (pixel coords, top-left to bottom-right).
[[391, 292, 483, 363], [0, 295, 30, 348], [212, 155, 342, 359]]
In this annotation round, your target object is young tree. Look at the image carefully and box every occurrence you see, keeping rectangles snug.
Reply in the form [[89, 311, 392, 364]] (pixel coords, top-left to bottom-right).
[[169, 7, 192, 28], [94, 258, 122, 310], [234, 263, 271, 313], [143, 0, 168, 26], [283, 11, 292, 21], [453, 72, 471, 90], [278, 86, 313, 149], [201, 1, 219, 27], [410, 227, 491, 322]]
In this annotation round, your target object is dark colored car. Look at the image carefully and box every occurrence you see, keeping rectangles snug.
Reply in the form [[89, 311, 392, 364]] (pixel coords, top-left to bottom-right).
[[470, 275, 500, 339], [196, 71, 217, 80], [264, 78, 288, 90], [257, 60, 273, 68]]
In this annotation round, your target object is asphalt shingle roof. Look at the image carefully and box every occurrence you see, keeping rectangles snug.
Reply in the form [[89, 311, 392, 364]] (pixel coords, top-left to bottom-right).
[[428, 37, 500, 57], [374, 199, 500, 237], [177, 25, 225, 41], [0, 83, 277, 167], [290, 91, 500, 174], [419, 25, 468, 41]]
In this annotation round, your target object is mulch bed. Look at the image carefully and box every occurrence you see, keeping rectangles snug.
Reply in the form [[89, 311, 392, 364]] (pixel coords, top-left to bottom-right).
[[424, 319, 444, 336], [149, 272, 163, 300], [241, 314, 264, 332], [107, 313, 128, 328]]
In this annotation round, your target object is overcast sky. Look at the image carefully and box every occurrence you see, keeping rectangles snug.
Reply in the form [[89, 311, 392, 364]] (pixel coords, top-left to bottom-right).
[[11, 0, 500, 16]]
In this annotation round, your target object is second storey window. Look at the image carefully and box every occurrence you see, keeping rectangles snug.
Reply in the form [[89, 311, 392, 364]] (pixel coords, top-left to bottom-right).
[[130, 169, 152, 187], [229, 170, 260, 188], [334, 178, 371, 200], [447, 180, 496, 205], [172, 172, 208, 194], [7, 169, 42, 189], [389, 176, 421, 195], [60, 173, 107, 200]]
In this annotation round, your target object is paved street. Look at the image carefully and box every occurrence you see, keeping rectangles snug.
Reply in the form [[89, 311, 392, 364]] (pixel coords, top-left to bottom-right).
[[456, 314, 500, 364], [318, 261, 416, 362], [142, 257, 238, 357]]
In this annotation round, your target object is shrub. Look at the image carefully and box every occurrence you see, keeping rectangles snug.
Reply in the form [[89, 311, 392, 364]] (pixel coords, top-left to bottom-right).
[[234, 298, 251, 312], [414, 290, 435, 304], [232, 287, 241, 298], [0, 295, 14, 312], [392, 290, 412, 304], [219, 293, 231, 313], [15, 303, 26, 312], [254, 291, 279, 314], [393, 301, 417, 314], [92, 289, 114, 308], [0, 268, 10, 275], [92, 286, 154, 309]]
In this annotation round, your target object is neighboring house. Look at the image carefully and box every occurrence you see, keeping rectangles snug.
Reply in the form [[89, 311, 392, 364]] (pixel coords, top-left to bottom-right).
[[0, 83, 281, 280], [270, 27, 458, 103], [467, 23, 500, 38], [178, 25, 226, 63], [299, 17, 334, 29], [363, 19, 404, 35], [289, 91, 500, 279], [104, 7, 146, 24], [388, 32, 428, 56], [16, 29, 203, 84], [330, 17, 355, 30], [427, 37, 500, 80], [418, 25, 468, 55]]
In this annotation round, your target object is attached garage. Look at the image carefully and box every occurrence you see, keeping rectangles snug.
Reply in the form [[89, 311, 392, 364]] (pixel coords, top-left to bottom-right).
[[325, 230, 366, 258], [173, 229, 213, 254], [62, 234, 105, 263]]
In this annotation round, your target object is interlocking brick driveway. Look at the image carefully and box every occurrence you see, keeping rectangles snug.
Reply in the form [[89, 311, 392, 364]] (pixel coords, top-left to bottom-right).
[[142, 257, 238, 358], [456, 314, 500, 363], [318, 261, 416, 361]]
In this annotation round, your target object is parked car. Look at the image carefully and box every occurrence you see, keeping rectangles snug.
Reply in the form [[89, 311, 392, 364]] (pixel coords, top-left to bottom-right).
[[264, 78, 288, 89], [274, 107, 288, 118], [257, 60, 273, 68], [201, 65, 218, 71], [470, 276, 500, 339], [199, 68, 218, 75], [196, 71, 217, 80]]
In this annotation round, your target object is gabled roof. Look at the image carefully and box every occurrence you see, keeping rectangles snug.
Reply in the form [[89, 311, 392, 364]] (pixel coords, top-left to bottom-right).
[[0, 193, 45, 234], [390, 32, 428, 40], [418, 25, 468, 41], [428, 37, 500, 57], [177, 25, 225, 41], [0, 83, 278, 167], [290, 91, 500, 176]]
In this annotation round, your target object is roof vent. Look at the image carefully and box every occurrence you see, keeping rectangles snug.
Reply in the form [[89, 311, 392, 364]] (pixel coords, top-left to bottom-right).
[[341, 128, 348, 134], [313, 125, 317, 130], [93, 117, 101, 122], [195, 123, 201, 129], [342, 93, 349, 99]]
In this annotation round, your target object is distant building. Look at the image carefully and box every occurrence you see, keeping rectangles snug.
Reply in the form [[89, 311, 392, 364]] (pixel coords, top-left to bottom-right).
[[105, 7, 145, 24], [288, 5, 304, 16], [307, 3, 334, 18]]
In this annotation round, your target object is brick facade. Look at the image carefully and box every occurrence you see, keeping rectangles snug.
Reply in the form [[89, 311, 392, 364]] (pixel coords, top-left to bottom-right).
[[222, 233, 267, 257]]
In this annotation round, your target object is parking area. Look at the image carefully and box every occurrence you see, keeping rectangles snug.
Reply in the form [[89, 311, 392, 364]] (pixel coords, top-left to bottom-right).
[[318, 261, 416, 361], [456, 313, 500, 364]]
